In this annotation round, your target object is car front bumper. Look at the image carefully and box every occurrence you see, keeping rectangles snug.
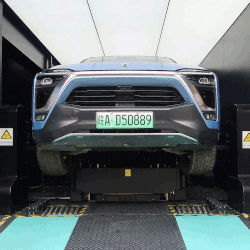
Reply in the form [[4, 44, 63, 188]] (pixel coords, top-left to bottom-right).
[[33, 103, 219, 151]]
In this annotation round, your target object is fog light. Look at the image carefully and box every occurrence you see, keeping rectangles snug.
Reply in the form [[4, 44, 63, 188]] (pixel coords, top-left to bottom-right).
[[204, 113, 216, 120], [35, 114, 47, 121]]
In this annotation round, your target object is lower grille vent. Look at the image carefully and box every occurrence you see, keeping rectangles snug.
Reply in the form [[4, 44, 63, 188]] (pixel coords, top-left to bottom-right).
[[36, 90, 52, 109]]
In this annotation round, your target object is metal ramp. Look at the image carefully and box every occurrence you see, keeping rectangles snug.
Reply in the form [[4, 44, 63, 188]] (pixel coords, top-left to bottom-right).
[[0, 201, 250, 250]]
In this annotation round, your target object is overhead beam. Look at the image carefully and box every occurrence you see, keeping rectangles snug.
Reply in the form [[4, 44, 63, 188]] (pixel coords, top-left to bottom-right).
[[2, 2, 60, 69]]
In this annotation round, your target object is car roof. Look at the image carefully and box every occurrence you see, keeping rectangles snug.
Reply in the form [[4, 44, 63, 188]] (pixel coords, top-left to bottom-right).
[[81, 56, 176, 63]]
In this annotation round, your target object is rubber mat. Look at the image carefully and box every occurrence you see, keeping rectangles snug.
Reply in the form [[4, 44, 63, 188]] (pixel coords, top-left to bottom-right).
[[0, 217, 78, 250], [83, 202, 172, 215], [65, 215, 186, 250], [176, 216, 250, 250]]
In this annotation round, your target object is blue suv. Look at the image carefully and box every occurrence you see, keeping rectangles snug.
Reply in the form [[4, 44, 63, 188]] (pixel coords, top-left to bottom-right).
[[32, 56, 220, 176]]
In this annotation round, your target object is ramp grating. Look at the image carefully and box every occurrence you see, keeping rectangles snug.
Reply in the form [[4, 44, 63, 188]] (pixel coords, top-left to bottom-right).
[[175, 205, 212, 215], [169, 204, 240, 216], [36, 205, 88, 217]]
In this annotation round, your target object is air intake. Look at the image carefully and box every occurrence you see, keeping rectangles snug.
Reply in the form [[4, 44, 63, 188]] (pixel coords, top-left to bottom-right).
[[65, 86, 185, 107]]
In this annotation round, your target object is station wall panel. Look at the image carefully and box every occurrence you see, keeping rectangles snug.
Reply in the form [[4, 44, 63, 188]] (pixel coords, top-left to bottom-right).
[[200, 4, 250, 128]]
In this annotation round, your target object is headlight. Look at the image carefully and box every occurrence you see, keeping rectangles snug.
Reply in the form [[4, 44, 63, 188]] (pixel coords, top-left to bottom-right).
[[198, 77, 213, 85], [187, 75, 215, 86], [177, 68, 210, 73], [36, 76, 64, 86], [34, 74, 70, 110], [41, 78, 53, 85]]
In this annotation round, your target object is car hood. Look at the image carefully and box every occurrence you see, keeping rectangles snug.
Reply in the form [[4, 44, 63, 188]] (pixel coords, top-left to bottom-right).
[[48, 62, 206, 72]]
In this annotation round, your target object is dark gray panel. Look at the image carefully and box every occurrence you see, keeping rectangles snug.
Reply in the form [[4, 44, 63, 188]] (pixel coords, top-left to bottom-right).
[[65, 215, 186, 250], [200, 3, 250, 120], [223, 4, 250, 109], [83, 203, 172, 215], [200, 39, 223, 73]]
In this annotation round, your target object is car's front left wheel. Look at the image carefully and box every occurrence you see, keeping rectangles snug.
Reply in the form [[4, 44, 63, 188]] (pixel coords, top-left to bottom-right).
[[182, 146, 217, 175]]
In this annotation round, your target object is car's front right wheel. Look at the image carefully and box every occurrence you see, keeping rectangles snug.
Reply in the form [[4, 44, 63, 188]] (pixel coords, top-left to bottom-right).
[[36, 148, 69, 176]]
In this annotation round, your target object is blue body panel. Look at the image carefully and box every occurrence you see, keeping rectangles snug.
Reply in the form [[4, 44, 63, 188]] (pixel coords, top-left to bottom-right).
[[32, 76, 220, 131]]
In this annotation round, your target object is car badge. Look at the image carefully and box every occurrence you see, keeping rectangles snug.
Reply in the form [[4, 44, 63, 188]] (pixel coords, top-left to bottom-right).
[[121, 63, 130, 67]]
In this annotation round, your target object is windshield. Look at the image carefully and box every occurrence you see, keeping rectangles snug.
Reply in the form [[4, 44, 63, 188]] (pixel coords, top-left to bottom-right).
[[81, 56, 176, 64]]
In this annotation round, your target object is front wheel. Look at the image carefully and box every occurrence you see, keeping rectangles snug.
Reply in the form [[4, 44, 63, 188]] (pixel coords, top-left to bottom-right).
[[36, 148, 69, 176], [183, 146, 217, 175]]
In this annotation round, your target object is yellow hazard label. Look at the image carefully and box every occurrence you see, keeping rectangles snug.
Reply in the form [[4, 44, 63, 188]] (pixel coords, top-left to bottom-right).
[[1, 130, 12, 139], [244, 133, 250, 142], [125, 169, 131, 177]]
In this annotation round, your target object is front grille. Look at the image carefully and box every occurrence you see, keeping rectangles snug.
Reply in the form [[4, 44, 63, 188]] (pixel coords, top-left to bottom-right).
[[65, 86, 185, 107]]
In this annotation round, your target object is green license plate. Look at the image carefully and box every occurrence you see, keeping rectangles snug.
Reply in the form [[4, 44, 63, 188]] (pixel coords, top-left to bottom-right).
[[96, 112, 154, 129]]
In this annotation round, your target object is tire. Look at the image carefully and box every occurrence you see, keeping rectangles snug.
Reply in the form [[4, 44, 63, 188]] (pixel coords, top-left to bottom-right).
[[36, 148, 68, 176], [183, 146, 217, 175]]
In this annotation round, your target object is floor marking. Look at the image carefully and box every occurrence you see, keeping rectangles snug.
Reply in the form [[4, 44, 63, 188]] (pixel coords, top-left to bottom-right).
[[176, 216, 250, 250], [0, 215, 12, 226], [168, 205, 178, 216], [168, 204, 241, 217], [78, 205, 89, 216], [0, 217, 78, 250]]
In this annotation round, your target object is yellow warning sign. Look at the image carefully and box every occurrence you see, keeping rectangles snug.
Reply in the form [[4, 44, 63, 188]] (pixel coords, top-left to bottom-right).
[[125, 169, 131, 177], [1, 130, 12, 139], [244, 133, 250, 142]]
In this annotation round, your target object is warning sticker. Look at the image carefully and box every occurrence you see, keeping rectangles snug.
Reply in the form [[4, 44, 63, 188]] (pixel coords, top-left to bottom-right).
[[242, 131, 250, 149], [125, 169, 131, 177], [0, 128, 13, 146]]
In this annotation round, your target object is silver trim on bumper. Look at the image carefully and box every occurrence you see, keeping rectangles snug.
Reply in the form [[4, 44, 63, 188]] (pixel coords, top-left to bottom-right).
[[52, 133, 199, 148]]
